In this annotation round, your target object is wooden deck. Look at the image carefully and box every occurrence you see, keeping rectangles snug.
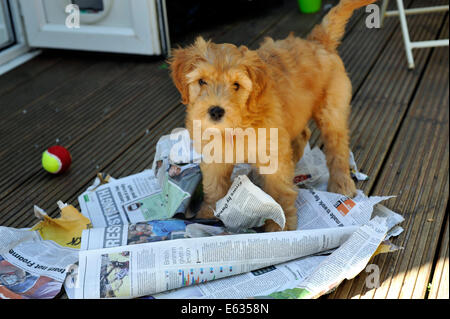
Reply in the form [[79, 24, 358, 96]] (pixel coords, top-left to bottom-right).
[[0, 0, 448, 299]]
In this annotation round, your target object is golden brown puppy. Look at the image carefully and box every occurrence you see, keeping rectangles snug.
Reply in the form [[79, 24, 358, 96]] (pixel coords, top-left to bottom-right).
[[169, 0, 376, 231]]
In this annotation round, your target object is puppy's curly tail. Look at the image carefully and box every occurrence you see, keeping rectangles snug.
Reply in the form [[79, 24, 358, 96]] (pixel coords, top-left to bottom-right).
[[307, 0, 377, 51]]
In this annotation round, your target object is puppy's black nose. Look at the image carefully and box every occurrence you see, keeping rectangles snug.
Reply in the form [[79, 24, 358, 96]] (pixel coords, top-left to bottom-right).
[[208, 106, 225, 121]]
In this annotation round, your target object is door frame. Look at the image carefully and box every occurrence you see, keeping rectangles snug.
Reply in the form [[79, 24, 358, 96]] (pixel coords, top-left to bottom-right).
[[19, 0, 163, 55], [0, 0, 34, 73]]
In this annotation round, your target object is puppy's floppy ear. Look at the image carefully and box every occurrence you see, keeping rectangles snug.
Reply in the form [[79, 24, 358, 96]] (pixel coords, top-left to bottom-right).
[[168, 37, 208, 105], [240, 47, 267, 113], [168, 48, 193, 105]]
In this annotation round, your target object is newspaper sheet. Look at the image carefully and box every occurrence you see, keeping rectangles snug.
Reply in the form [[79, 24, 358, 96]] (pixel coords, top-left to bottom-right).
[[150, 201, 403, 299], [151, 129, 202, 171], [294, 143, 368, 190], [73, 226, 358, 298], [296, 188, 395, 229], [63, 221, 232, 299], [79, 168, 198, 227], [79, 170, 166, 227], [152, 130, 203, 219], [80, 219, 230, 250], [153, 255, 328, 299], [0, 226, 78, 299], [80, 219, 192, 250], [214, 175, 286, 232], [264, 216, 391, 299], [155, 159, 201, 219]]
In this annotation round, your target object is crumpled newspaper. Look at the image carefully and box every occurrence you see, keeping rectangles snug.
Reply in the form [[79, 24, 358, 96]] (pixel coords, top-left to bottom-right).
[[214, 175, 286, 232], [32, 201, 92, 249], [294, 143, 368, 190], [151, 128, 202, 171]]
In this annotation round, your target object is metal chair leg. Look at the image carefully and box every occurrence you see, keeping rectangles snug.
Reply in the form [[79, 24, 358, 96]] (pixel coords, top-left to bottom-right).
[[380, 0, 390, 27], [396, 0, 415, 69], [381, 0, 449, 69]]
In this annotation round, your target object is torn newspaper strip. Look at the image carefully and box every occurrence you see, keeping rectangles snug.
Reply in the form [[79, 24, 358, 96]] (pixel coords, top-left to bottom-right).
[[154, 159, 201, 219]]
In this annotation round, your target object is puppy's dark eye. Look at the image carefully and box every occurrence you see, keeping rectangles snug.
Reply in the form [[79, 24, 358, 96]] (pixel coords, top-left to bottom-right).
[[199, 79, 207, 86], [233, 82, 240, 91]]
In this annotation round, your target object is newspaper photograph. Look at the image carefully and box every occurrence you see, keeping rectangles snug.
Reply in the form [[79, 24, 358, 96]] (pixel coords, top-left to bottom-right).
[[74, 226, 358, 298], [155, 159, 201, 219], [0, 226, 78, 299], [81, 219, 192, 250]]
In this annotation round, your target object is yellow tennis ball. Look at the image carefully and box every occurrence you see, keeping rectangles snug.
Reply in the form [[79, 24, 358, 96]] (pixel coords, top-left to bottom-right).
[[42, 146, 72, 174]]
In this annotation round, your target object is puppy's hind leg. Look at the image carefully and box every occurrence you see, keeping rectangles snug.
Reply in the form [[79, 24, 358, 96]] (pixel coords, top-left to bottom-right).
[[314, 75, 357, 197], [260, 160, 298, 231], [291, 127, 311, 164]]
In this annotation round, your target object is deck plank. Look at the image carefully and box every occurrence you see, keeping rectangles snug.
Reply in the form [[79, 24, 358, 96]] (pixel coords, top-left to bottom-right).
[[428, 215, 449, 299], [0, 52, 63, 97], [0, 53, 99, 122]]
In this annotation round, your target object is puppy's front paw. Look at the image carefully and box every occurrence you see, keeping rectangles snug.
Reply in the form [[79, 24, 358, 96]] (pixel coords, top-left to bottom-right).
[[263, 219, 282, 232], [285, 213, 298, 231], [328, 173, 357, 197], [196, 203, 217, 219]]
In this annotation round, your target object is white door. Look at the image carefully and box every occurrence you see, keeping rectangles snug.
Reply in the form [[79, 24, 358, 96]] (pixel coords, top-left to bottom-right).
[[0, 0, 15, 50], [0, 0, 33, 73], [18, 0, 169, 55]]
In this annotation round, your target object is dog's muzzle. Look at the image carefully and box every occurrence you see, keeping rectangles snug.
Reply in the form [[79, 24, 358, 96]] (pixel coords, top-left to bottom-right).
[[208, 106, 225, 121]]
